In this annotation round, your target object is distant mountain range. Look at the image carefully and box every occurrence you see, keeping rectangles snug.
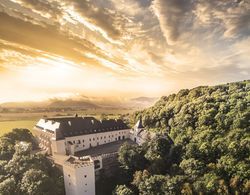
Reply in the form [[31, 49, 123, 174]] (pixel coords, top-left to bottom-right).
[[0, 96, 158, 110]]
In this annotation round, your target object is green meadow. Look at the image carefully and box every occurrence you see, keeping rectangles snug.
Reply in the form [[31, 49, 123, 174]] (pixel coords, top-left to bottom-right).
[[0, 120, 36, 136]]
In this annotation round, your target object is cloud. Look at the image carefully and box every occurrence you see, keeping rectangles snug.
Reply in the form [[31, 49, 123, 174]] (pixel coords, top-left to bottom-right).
[[151, 0, 193, 45], [195, 0, 250, 38], [18, 0, 62, 19], [223, 4, 250, 38], [66, 0, 126, 39], [152, 0, 250, 44], [0, 39, 39, 58], [0, 12, 105, 65]]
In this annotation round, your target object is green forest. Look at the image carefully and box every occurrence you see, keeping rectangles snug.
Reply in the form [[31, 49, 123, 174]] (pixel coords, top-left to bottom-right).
[[0, 129, 64, 195], [114, 80, 250, 195]]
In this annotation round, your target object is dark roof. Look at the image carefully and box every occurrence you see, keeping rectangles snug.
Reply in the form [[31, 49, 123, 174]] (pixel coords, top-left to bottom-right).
[[75, 139, 135, 157], [45, 116, 129, 140]]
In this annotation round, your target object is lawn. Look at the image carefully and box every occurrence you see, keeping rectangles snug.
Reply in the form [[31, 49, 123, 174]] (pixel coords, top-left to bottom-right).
[[0, 120, 36, 137]]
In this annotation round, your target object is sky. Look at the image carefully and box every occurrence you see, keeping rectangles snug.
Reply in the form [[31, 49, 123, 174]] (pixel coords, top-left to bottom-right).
[[0, 0, 249, 103]]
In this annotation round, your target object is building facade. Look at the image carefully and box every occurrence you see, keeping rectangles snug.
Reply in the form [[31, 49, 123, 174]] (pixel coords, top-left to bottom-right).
[[34, 116, 151, 195], [34, 116, 131, 156]]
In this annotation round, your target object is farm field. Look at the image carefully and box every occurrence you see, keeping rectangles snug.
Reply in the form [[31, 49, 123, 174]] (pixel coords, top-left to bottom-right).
[[0, 120, 36, 136]]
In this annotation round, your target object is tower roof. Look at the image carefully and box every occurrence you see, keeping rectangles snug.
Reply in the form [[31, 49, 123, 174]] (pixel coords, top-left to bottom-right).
[[135, 117, 144, 129]]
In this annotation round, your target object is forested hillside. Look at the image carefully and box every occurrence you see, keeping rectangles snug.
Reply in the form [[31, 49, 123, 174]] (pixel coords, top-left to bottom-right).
[[115, 80, 250, 194]]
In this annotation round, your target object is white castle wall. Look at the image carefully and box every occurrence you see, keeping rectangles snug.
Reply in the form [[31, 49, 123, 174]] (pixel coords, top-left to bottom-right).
[[51, 139, 66, 155], [63, 129, 130, 155], [63, 158, 95, 195]]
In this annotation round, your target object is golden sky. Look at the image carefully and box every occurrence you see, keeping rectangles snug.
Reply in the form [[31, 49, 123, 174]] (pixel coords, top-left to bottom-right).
[[0, 0, 249, 103]]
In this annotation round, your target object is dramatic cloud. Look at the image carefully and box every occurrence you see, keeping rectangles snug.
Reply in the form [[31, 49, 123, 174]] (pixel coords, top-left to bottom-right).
[[65, 0, 128, 39], [152, 0, 250, 44], [152, 0, 193, 45], [0, 0, 249, 102], [0, 11, 117, 69], [18, 0, 62, 19]]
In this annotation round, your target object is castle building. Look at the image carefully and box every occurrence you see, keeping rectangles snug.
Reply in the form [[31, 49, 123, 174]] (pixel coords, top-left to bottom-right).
[[34, 116, 131, 156], [34, 115, 152, 195]]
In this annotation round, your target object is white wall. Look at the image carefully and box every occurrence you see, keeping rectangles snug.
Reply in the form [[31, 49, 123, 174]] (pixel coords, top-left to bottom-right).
[[129, 128, 146, 145], [34, 128, 53, 155], [51, 139, 66, 155], [63, 161, 95, 195], [64, 129, 130, 154]]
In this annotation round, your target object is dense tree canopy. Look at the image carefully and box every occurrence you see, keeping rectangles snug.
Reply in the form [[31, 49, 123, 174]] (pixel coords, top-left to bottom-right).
[[114, 185, 134, 195], [114, 80, 250, 194], [0, 129, 64, 195]]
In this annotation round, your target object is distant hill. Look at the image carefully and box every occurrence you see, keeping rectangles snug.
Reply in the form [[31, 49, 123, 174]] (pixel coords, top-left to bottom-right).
[[48, 99, 99, 109], [130, 96, 158, 103], [0, 96, 157, 110]]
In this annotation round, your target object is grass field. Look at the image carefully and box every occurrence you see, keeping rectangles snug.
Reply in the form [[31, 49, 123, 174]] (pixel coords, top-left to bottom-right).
[[0, 120, 36, 137]]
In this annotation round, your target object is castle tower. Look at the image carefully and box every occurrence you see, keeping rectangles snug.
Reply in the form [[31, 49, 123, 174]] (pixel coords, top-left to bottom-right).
[[63, 156, 95, 195], [130, 117, 144, 144], [134, 117, 144, 133]]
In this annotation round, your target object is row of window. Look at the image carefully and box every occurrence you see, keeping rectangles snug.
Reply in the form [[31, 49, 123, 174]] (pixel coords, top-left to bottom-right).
[[68, 131, 128, 145], [65, 126, 128, 136], [70, 135, 126, 150], [68, 174, 87, 178]]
